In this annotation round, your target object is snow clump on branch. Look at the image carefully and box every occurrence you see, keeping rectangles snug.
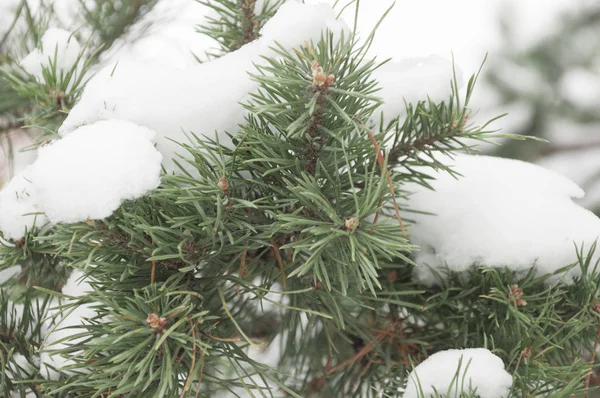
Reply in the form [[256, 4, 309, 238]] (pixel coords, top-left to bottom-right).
[[403, 348, 513, 398], [404, 154, 600, 285], [20, 28, 82, 80]]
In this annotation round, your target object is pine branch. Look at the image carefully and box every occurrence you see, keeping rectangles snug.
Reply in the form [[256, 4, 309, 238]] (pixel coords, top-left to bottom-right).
[[198, 0, 284, 57]]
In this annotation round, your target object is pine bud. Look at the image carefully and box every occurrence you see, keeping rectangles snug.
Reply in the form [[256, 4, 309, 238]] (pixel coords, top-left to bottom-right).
[[147, 313, 167, 331], [311, 60, 334, 87], [450, 113, 469, 132], [508, 284, 527, 307], [520, 346, 532, 360], [217, 177, 229, 193], [344, 217, 359, 231]]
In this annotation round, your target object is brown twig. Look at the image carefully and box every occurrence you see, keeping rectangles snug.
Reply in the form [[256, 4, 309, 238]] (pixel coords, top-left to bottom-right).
[[151, 258, 156, 284], [200, 331, 241, 343], [194, 351, 206, 398], [180, 320, 198, 398], [585, 316, 600, 396], [369, 196, 384, 235], [355, 115, 406, 238], [240, 0, 259, 46], [271, 239, 287, 289]]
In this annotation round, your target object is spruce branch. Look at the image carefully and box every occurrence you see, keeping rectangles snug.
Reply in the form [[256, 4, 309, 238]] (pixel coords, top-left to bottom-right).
[[198, 0, 284, 57]]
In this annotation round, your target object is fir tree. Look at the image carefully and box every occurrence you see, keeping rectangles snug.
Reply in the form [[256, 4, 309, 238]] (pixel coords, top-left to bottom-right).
[[1, 1, 600, 398]]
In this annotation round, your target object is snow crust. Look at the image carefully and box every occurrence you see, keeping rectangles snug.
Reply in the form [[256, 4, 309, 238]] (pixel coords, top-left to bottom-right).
[[20, 28, 81, 80], [403, 348, 512, 398], [404, 154, 600, 285], [30, 120, 162, 224]]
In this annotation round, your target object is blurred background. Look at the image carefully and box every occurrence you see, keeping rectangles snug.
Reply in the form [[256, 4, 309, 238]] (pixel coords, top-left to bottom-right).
[[1, 0, 600, 212]]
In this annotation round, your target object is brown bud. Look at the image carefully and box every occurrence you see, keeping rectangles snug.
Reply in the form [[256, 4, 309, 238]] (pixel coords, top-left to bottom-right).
[[147, 313, 167, 331], [344, 217, 359, 231], [312, 71, 327, 87], [450, 113, 469, 132], [310, 60, 334, 87], [520, 346, 532, 360], [388, 270, 398, 283], [508, 284, 527, 307], [217, 177, 229, 193]]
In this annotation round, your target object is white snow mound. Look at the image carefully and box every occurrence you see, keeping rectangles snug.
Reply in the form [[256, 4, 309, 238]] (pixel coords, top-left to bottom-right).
[[20, 28, 81, 80], [404, 154, 600, 285], [403, 348, 512, 398], [58, 1, 348, 172], [30, 120, 162, 224]]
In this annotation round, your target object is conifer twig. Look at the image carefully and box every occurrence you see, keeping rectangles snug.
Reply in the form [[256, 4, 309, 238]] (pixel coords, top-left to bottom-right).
[[151, 238, 156, 284], [271, 239, 287, 288], [354, 115, 406, 238], [151, 259, 156, 284], [180, 319, 198, 398], [585, 305, 600, 396]]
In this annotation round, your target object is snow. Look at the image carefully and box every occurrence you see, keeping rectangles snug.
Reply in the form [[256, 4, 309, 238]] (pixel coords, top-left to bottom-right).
[[30, 120, 162, 224], [403, 348, 512, 398], [20, 28, 81, 80], [6, 352, 36, 396], [0, 120, 161, 234], [537, 147, 600, 209], [57, 1, 349, 172], [0, 265, 21, 284], [61, 269, 93, 296], [403, 154, 600, 285], [40, 270, 95, 380], [98, 0, 217, 69], [0, 167, 47, 240]]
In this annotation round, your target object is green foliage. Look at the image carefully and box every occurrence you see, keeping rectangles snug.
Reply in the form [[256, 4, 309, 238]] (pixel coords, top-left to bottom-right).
[[198, 0, 285, 57], [1, 1, 599, 398], [77, 0, 160, 53]]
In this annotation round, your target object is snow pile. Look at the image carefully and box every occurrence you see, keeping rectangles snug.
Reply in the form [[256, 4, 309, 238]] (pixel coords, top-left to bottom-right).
[[57, 2, 348, 172], [404, 154, 600, 285], [537, 145, 600, 210], [40, 269, 95, 380], [0, 167, 47, 240], [57, 0, 460, 174], [30, 120, 162, 223], [20, 28, 81, 80], [0, 120, 162, 239], [403, 348, 512, 398]]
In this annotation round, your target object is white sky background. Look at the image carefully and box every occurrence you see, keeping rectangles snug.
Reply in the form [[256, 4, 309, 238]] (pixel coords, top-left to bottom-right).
[[319, 0, 586, 74]]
